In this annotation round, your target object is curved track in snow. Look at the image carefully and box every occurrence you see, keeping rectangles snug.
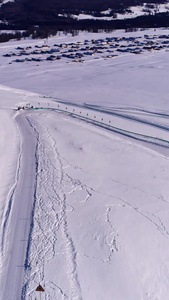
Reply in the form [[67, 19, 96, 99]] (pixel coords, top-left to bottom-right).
[[42, 99, 169, 156]]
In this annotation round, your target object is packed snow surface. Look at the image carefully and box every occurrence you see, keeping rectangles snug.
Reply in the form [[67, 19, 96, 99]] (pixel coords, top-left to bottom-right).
[[0, 28, 169, 299]]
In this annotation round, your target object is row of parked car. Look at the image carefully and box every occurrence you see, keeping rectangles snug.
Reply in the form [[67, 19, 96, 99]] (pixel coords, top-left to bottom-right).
[[3, 32, 169, 64]]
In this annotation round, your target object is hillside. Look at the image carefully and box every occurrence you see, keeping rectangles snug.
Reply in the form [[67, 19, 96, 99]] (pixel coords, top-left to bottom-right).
[[0, 0, 169, 29]]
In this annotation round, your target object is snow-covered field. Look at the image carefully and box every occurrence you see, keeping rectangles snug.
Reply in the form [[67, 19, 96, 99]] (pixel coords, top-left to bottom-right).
[[1, 28, 169, 299]]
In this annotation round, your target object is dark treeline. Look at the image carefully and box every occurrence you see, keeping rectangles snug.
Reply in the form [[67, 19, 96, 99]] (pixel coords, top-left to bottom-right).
[[0, 12, 169, 32], [0, 11, 169, 43]]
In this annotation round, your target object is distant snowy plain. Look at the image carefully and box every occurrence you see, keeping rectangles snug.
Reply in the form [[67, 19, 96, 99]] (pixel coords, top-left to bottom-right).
[[1, 28, 169, 300]]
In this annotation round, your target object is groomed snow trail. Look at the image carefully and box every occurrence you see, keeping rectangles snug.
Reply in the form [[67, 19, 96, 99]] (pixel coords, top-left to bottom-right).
[[1, 112, 37, 299]]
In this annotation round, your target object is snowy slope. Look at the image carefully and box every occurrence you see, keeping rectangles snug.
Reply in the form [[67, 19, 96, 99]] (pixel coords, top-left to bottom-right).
[[0, 28, 169, 299], [0, 0, 14, 7], [61, 3, 169, 20], [0, 0, 169, 20]]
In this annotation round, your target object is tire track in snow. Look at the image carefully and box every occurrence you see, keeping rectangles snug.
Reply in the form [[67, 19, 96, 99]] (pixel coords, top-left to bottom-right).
[[110, 195, 169, 239], [90, 185, 169, 241]]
